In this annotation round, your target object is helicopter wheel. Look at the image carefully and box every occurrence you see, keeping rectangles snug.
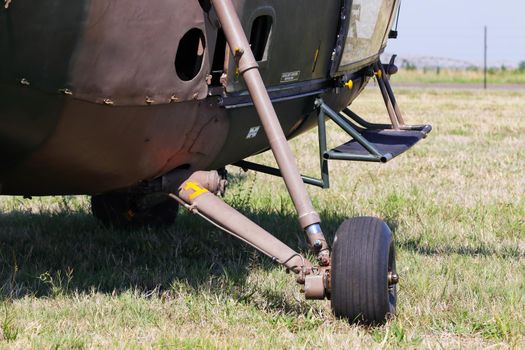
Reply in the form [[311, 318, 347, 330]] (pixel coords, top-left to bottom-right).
[[331, 217, 397, 325], [91, 193, 179, 229]]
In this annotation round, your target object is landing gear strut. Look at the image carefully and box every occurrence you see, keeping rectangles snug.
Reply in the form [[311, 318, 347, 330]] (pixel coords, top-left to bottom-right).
[[163, 0, 398, 324]]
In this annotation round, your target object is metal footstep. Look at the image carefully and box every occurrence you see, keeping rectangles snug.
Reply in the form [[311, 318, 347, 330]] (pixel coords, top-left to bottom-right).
[[236, 100, 432, 189], [319, 102, 432, 163], [236, 60, 432, 190]]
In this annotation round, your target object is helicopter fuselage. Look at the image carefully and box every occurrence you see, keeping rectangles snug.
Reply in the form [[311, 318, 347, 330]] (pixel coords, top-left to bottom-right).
[[0, 0, 399, 195]]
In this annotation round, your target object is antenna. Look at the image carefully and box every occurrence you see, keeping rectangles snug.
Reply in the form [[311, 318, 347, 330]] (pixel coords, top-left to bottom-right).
[[484, 26, 487, 90]]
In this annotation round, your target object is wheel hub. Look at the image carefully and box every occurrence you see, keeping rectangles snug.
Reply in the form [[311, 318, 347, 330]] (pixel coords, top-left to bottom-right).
[[388, 271, 399, 285]]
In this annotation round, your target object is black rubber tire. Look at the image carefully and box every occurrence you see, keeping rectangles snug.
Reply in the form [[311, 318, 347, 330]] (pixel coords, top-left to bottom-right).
[[91, 193, 179, 228], [331, 216, 397, 325]]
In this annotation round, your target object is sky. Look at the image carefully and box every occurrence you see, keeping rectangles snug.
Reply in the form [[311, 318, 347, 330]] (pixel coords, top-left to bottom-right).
[[387, 0, 525, 67]]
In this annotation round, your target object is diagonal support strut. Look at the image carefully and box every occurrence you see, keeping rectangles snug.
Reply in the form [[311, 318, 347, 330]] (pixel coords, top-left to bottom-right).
[[211, 0, 330, 264]]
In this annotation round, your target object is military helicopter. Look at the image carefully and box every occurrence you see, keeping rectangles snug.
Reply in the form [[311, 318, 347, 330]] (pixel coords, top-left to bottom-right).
[[0, 0, 431, 324]]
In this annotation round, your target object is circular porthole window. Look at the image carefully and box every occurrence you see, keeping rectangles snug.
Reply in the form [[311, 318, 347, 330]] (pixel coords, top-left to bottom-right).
[[175, 28, 206, 81]]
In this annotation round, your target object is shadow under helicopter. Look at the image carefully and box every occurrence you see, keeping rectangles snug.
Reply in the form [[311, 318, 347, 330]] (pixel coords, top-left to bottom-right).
[[0, 197, 521, 316]]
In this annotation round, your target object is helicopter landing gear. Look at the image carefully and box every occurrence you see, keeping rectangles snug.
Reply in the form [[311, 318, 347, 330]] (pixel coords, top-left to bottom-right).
[[158, 0, 402, 325], [168, 170, 399, 324]]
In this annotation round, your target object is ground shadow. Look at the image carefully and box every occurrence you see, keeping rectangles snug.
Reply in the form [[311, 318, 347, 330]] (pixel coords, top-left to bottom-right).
[[0, 201, 345, 313], [2, 198, 517, 317]]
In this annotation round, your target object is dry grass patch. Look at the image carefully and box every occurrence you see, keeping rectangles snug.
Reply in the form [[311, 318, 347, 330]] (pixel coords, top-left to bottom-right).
[[0, 87, 524, 348], [393, 68, 525, 85]]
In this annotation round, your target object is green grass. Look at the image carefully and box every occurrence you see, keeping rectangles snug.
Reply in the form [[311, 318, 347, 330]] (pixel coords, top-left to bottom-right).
[[1, 88, 524, 348], [393, 68, 525, 85]]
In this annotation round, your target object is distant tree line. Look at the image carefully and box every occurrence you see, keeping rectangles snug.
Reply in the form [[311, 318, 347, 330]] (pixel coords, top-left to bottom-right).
[[401, 59, 417, 71]]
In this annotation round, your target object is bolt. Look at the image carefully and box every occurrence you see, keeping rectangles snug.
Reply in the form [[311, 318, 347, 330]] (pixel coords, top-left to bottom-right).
[[388, 272, 399, 285], [318, 254, 330, 267], [234, 47, 244, 56], [313, 239, 322, 249]]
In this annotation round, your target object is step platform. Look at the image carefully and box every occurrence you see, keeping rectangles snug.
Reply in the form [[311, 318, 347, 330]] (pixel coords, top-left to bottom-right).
[[324, 125, 432, 163]]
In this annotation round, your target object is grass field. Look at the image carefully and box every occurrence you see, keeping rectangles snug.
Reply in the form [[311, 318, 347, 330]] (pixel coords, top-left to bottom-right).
[[392, 68, 525, 85], [1, 87, 524, 349]]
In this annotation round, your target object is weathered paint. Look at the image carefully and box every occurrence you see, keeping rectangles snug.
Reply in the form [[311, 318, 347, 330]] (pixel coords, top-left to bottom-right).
[[0, 0, 400, 195]]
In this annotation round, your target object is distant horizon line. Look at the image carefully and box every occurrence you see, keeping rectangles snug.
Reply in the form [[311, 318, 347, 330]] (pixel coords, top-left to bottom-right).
[[382, 52, 523, 69]]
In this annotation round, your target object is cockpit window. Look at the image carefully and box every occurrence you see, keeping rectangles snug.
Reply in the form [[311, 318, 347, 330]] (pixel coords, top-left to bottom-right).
[[339, 0, 396, 71]]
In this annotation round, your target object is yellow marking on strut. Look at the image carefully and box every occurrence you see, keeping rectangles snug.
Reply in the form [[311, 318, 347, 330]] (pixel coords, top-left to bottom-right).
[[184, 182, 209, 200], [375, 70, 382, 78], [312, 48, 320, 72]]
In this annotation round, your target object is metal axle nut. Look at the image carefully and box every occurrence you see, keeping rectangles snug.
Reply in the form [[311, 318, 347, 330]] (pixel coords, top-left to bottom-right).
[[388, 272, 399, 285]]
